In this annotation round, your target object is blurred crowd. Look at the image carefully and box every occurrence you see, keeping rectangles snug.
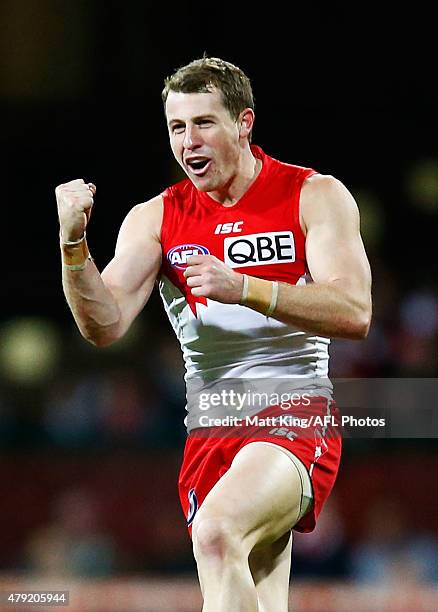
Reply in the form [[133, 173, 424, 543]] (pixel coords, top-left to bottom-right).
[[10, 485, 438, 585]]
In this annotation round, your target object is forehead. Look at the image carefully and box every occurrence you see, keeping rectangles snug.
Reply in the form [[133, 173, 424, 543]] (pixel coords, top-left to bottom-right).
[[165, 89, 229, 122]]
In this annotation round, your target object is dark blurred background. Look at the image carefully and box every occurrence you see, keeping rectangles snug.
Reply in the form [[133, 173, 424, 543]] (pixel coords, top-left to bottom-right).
[[1, 0, 438, 605]]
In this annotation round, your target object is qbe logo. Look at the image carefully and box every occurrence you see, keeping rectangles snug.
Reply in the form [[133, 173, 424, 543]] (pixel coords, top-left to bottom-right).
[[224, 231, 295, 268], [167, 244, 210, 270]]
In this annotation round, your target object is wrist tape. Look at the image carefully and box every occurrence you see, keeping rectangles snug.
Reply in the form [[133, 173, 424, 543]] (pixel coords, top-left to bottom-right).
[[240, 274, 279, 317], [60, 233, 90, 271]]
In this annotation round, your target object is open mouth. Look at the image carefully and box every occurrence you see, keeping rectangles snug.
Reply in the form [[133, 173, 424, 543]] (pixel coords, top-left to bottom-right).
[[186, 158, 212, 176]]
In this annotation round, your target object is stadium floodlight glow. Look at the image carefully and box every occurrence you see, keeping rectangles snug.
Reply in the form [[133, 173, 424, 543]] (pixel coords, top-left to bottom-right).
[[0, 317, 60, 384]]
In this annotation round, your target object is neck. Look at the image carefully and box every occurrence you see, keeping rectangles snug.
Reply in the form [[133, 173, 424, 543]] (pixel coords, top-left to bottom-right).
[[208, 146, 262, 207]]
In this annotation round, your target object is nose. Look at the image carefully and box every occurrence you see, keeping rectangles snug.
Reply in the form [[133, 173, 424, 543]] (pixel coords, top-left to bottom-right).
[[183, 124, 202, 150]]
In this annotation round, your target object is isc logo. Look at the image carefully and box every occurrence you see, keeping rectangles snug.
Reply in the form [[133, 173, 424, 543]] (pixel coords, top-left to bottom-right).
[[224, 231, 295, 268], [214, 221, 243, 234], [167, 244, 210, 270]]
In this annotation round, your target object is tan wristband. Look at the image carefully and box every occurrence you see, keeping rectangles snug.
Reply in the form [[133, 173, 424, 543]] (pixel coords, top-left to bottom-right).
[[240, 274, 279, 317], [60, 233, 90, 271]]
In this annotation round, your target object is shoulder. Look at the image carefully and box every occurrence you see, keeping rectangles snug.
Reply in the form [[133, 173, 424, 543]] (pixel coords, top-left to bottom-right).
[[300, 173, 360, 235], [131, 193, 164, 215], [120, 194, 164, 242], [302, 173, 351, 199]]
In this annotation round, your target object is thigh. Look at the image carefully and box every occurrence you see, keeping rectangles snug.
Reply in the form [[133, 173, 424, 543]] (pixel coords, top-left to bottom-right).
[[197, 441, 303, 551], [249, 531, 292, 612]]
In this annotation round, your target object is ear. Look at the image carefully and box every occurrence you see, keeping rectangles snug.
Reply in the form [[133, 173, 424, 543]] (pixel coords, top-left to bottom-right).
[[238, 108, 255, 139]]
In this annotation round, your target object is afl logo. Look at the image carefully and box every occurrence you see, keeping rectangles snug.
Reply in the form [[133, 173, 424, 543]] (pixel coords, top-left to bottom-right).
[[167, 243, 210, 270], [187, 488, 199, 525]]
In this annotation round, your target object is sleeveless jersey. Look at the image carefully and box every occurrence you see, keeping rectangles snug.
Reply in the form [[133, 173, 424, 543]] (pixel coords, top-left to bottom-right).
[[159, 146, 331, 430]]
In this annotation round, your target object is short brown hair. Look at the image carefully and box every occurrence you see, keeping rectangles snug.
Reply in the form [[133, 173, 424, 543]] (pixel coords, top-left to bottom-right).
[[162, 56, 254, 121]]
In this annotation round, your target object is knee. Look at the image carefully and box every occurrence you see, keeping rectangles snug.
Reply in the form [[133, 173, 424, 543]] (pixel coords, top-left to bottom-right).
[[192, 513, 243, 563]]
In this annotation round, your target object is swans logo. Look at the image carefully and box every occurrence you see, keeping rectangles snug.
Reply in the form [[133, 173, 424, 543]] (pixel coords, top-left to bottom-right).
[[167, 244, 210, 270], [187, 488, 199, 525]]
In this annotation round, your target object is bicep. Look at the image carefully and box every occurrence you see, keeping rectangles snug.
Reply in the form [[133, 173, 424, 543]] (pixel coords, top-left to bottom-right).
[[101, 198, 163, 329], [303, 177, 372, 296]]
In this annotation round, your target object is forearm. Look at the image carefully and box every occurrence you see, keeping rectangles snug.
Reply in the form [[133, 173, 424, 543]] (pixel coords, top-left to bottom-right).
[[62, 258, 122, 347], [242, 276, 371, 340], [276, 281, 371, 339]]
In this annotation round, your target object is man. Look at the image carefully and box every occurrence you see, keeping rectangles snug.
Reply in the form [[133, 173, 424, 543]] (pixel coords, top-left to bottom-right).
[[56, 57, 372, 611]]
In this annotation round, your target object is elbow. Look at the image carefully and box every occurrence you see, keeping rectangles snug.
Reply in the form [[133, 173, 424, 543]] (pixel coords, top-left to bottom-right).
[[352, 319, 371, 340], [349, 308, 372, 340], [80, 324, 121, 348], [334, 302, 372, 340]]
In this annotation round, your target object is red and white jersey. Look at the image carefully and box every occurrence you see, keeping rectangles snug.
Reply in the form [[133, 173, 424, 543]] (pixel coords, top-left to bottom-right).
[[159, 146, 330, 388]]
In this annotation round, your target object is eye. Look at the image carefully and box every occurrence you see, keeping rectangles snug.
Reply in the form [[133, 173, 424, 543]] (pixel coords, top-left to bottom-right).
[[171, 124, 185, 134], [198, 120, 213, 128]]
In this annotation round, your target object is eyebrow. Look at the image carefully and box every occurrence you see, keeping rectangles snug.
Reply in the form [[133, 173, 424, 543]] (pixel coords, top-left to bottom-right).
[[168, 114, 216, 127]]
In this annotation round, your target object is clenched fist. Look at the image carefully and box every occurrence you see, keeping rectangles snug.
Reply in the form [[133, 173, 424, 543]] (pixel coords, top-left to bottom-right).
[[184, 254, 244, 304], [56, 179, 96, 242]]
